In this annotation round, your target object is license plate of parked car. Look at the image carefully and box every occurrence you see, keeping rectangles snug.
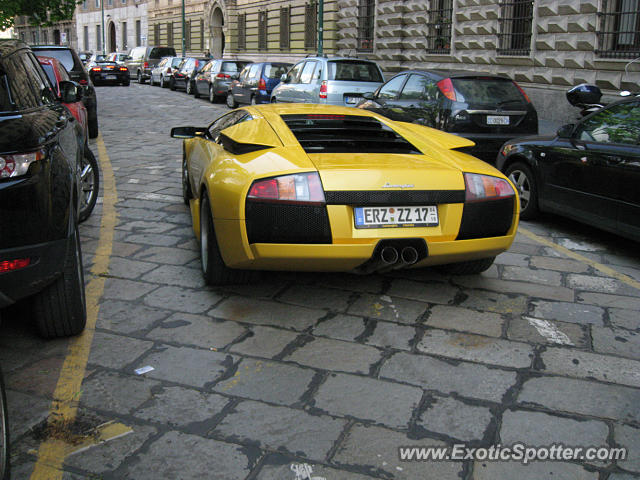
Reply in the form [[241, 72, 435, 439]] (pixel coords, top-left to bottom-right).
[[105, 75, 117, 80], [486, 115, 510, 125], [354, 206, 439, 228]]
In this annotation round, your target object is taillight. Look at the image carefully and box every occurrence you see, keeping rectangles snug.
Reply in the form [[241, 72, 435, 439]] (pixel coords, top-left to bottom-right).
[[143, 61, 149, 69], [91, 67, 101, 72], [216, 73, 230, 79], [437, 78, 457, 101], [166, 67, 172, 74], [0, 150, 45, 178], [119, 67, 127, 71], [248, 172, 325, 205], [513, 81, 531, 103], [258, 77, 266, 90], [464, 173, 515, 203], [0, 258, 31, 273], [319, 80, 328, 99], [79, 79, 88, 85]]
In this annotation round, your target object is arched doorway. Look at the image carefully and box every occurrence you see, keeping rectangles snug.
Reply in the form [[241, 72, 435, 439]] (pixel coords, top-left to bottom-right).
[[108, 22, 116, 53], [210, 7, 224, 57]]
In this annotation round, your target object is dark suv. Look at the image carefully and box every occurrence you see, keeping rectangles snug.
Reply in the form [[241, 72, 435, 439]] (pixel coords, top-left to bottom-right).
[[31, 45, 99, 138], [0, 40, 87, 338], [357, 70, 538, 162]]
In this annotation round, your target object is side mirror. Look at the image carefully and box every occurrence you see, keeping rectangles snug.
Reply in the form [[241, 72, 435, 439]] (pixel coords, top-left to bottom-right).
[[170, 126, 206, 138], [362, 92, 374, 100], [556, 124, 575, 138], [280, 74, 289, 83], [59, 81, 82, 103]]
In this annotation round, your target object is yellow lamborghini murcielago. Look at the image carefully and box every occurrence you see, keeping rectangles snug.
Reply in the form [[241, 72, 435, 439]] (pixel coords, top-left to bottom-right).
[[171, 104, 519, 285]]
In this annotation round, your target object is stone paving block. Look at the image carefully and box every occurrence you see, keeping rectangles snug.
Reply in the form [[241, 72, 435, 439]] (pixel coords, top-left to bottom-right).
[[507, 316, 588, 347], [459, 290, 529, 315], [106, 256, 158, 280], [256, 459, 377, 480], [6, 356, 65, 397], [615, 424, 640, 474], [454, 276, 574, 302], [278, 285, 352, 311], [136, 345, 234, 388], [102, 278, 158, 301], [219, 281, 287, 299], [556, 237, 607, 252], [214, 359, 315, 406], [577, 292, 640, 310], [365, 321, 415, 351], [97, 300, 171, 334], [501, 265, 563, 286], [64, 423, 157, 475], [529, 299, 604, 326], [314, 272, 385, 293], [347, 293, 428, 324], [209, 296, 324, 331], [473, 460, 598, 479], [500, 409, 609, 447], [608, 474, 640, 480], [147, 313, 246, 349], [529, 255, 590, 273], [229, 325, 299, 358], [518, 376, 640, 423], [103, 241, 144, 258], [144, 286, 223, 314], [116, 220, 176, 233], [123, 431, 253, 479], [141, 264, 205, 288], [214, 400, 346, 460], [418, 396, 493, 442], [380, 351, 517, 402], [116, 208, 167, 221], [80, 370, 160, 415], [88, 331, 154, 370], [133, 245, 198, 265], [314, 373, 423, 429], [133, 386, 229, 429], [386, 279, 458, 305], [495, 251, 531, 267], [417, 329, 534, 368], [592, 326, 640, 360], [426, 305, 504, 337], [286, 337, 381, 374], [6, 390, 50, 438], [541, 347, 640, 387], [124, 233, 184, 247], [609, 307, 640, 330], [508, 242, 542, 256], [332, 424, 463, 479], [568, 274, 640, 297], [312, 314, 367, 341]]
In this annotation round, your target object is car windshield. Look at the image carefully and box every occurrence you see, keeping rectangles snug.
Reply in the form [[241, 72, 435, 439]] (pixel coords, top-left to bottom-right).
[[33, 49, 74, 71], [451, 78, 525, 105], [328, 61, 383, 82], [150, 48, 176, 59], [264, 64, 291, 79], [93, 55, 107, 62]]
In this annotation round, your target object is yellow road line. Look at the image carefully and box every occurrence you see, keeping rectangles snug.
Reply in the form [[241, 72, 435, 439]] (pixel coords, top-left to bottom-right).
[[29, 135, 118, 479], [518, 227, 640, 292]]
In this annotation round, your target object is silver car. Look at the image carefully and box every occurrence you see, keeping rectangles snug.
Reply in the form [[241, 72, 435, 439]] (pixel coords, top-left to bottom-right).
[[270, 56, 384, 106]]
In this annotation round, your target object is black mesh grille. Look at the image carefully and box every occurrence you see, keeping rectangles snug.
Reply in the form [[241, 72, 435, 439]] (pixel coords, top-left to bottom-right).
[[325, 190, 465, 206], [457, 197, 515, 240], [246, 201, 332, 244]]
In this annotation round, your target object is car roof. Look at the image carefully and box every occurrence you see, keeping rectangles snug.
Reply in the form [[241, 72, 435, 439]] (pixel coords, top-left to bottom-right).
[[392, 69, 513, 81]]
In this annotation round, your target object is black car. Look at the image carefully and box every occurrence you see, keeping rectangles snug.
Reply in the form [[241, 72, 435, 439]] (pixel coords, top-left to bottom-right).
[[497, 96, 640, 242], [31, 45, 99, 139], [171, 57, 208, 94], [226, 62, 292, 107], [0, 40, 87, 338], [89, 60, 130, 86], [357, 70, 538, 162]]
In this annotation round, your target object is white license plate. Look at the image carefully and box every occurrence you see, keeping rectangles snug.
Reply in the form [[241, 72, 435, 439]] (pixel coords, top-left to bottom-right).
[[106, 75, 117, 80], [345, 96, 359, 104], [354, 205, 438, 229], [486, 115, 509, 125]]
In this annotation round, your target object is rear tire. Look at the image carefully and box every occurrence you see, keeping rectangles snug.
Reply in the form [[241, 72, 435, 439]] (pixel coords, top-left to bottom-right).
[[209, 86, 216, 103], [439, 257, 496, 275], [170, 78, 176, 91], [182, 155, 192, 205], [505, 162, 539, 220], [160, 75, 165, 88], [193, 82, 200, 98], [0, 367, 9, 480], [200, 194, 252, 285], [78, 147, 100, 223], [250, 95, 257, 105], [186, 80, 193, 95], [226, 92, 237, 108], [32, 221, 87, 338], [88, 109, 98, 139], [137, 71, 145, 84]]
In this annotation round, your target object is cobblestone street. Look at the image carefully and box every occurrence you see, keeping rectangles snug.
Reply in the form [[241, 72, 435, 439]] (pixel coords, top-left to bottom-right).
[[2, 82, 640, 480]]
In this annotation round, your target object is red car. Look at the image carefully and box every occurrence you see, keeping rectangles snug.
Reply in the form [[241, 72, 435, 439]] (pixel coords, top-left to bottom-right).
[[38, 56, 99, 222]]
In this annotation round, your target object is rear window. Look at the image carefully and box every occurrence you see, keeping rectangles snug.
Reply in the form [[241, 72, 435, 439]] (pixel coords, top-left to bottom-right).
[[264, 63, 291, 79], [221, 61, 248, 73], [282, 114, 420, 154], [149, 47, 177, 59], [328, 61, 383, 82], [451, 78, 526, 106], [32, 48, 75, 71]]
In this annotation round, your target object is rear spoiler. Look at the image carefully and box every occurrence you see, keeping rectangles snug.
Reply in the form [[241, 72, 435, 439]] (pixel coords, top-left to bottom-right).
[[395, 121, 475, 150]]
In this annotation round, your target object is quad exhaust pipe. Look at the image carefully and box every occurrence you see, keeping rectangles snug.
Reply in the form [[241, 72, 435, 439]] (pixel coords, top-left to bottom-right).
[[356, 244, 421, 274]]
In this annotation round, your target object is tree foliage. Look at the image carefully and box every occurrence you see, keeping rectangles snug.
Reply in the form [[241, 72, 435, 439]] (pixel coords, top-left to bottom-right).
[[0, 0, 82, 31]]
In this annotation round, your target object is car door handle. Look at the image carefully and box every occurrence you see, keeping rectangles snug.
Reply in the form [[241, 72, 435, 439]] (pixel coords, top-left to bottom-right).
[[604, 155, 623, 165]]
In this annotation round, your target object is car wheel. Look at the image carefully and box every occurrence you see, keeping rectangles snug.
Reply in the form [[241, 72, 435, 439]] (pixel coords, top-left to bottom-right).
[[182, 155, 192, 205], [78, 146, 100, 222], [226, 92, 237, 109], [88, 109, 98, 139], [200, 194, 252, 285], [271, 97, 277, 103], [32, 220, 87, 338], [170, 78, 176, 91], [439, 257, 496, 275], [137, 71, 145, 84], [193, 82, 200, 98], [186, 80, 193, 95], [505, 162, 539, 220], [0, 367, 9, 480], [250, 95, 257, 105], [209, 86, 216, 103], [160, 75, 165, 88]]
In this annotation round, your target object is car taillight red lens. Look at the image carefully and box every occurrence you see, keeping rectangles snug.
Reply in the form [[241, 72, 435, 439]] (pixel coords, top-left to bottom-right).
[[79, 79, 88, 85], [91, 67, 101, 72], [143, 62, 149, 69], [0, 258, 31, 273], [319, 80, 328, 99], [119, 67, 127, 71], [258, 77, 266, 90], [464, 173, 515, 203], [437, 78, 457, 101], [248, 173, 325, 204], [217, 73, 230, 79], [0, 150, 45, 178], [513, 81, 531, 103]]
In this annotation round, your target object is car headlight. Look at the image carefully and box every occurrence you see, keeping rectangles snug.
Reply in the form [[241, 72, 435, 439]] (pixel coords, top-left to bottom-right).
[[464, 173, 515, 203], [247, 172, 325, 205], [0, 150, 45, 179]]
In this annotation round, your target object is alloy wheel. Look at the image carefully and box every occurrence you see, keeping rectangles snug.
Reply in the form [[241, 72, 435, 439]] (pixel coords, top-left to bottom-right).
[[508, 169, 531, 211]]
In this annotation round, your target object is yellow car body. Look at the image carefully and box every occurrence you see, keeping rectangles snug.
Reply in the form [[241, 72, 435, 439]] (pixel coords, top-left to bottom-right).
[[176, 104, 519, 281]]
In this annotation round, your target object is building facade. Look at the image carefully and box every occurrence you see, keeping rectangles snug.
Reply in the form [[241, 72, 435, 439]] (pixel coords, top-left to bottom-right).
[[14, 16, 78, 49], [75, 0, 149, 54]]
